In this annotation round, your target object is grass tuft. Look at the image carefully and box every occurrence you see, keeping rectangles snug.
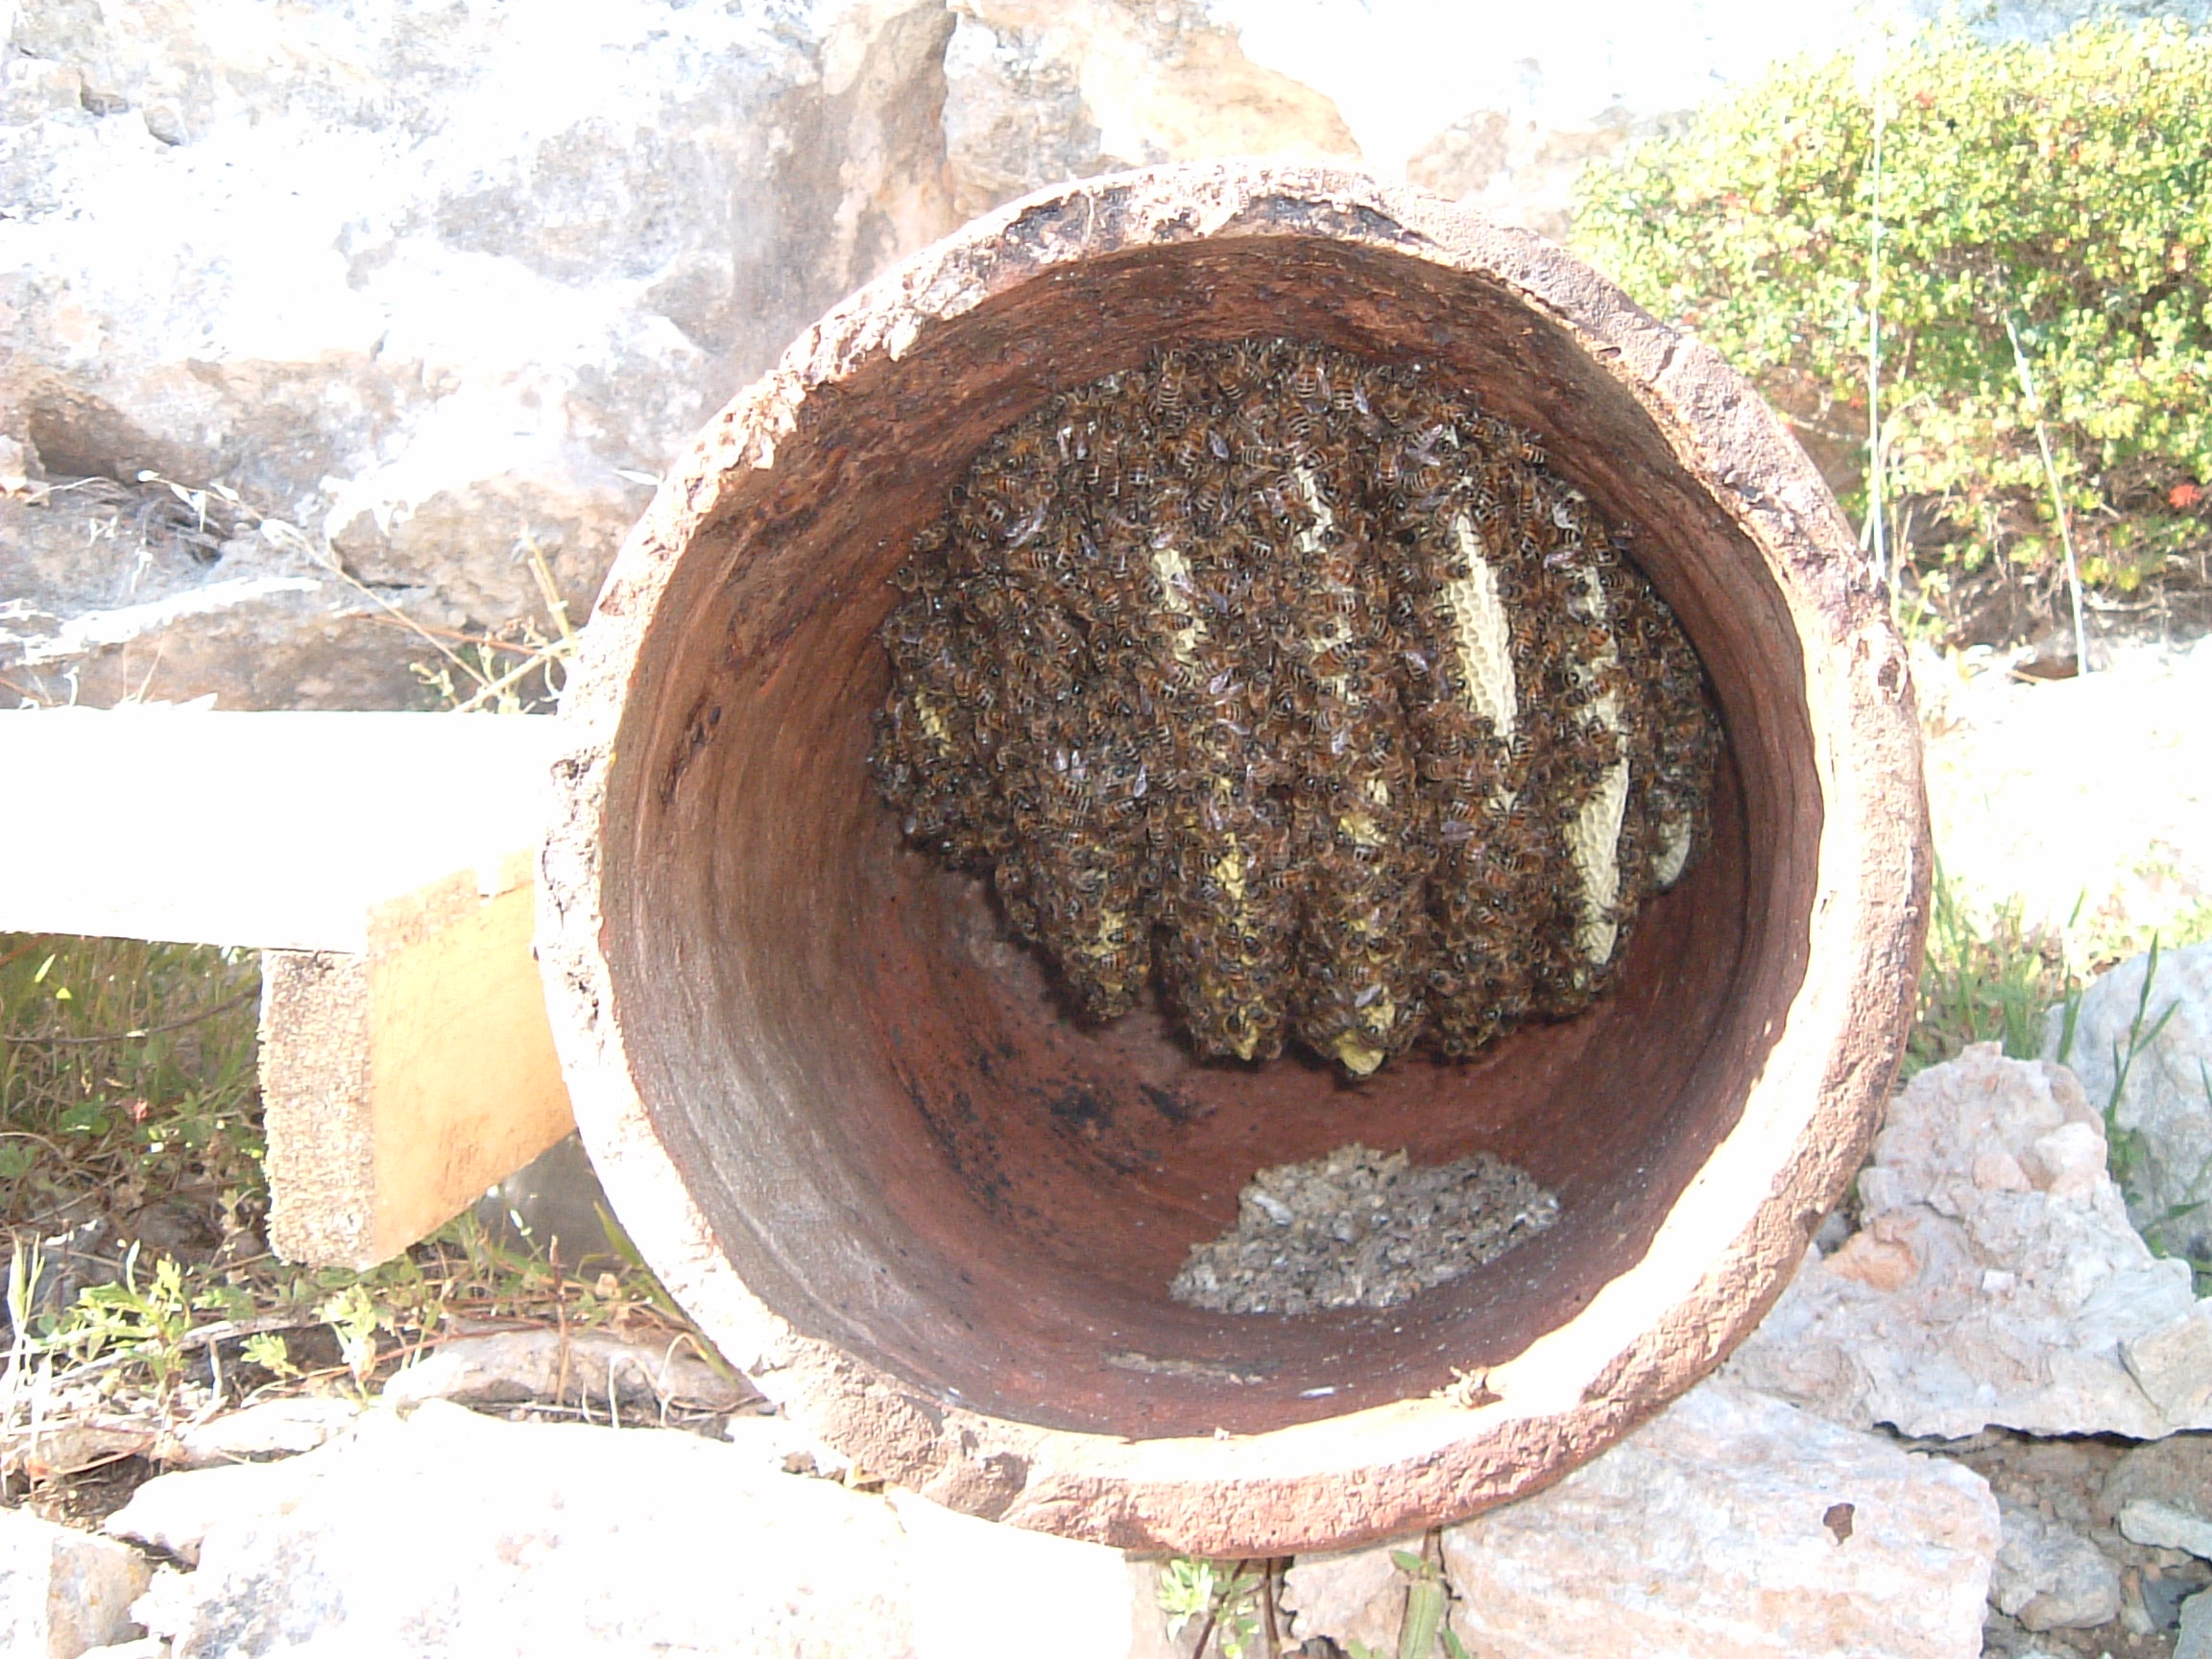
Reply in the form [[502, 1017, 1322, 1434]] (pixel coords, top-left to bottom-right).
[[0, 932, 709, 1514], [1905, 868, 2072, 1075]]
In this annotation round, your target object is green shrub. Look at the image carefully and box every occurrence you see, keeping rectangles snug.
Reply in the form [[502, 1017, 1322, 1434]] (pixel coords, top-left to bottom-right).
[[1573, 17, 2212, 593]]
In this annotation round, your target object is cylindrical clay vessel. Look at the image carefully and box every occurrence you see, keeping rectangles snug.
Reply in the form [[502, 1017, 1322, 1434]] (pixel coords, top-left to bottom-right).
[[537, 164, 1929, 1555]]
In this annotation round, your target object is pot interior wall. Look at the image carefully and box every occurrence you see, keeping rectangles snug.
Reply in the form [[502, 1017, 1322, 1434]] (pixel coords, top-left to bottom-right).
[[604, 235, 1816, 1437]]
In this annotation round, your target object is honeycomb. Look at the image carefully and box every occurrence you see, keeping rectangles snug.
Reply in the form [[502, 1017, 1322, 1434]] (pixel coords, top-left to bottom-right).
[[870, 338, 1721, 1076]]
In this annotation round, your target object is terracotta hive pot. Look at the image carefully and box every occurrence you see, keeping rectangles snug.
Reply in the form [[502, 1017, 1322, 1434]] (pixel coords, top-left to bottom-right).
[[536, 164, 1928, 1554]]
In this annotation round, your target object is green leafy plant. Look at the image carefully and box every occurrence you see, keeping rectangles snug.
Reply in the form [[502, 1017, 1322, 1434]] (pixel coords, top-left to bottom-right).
[[66, 1243, 237, 1393], [1, 931, 709, 1455], [239, 1331, 300, 1379], [317, 1283, 384, 1388], [1343, 1545, 1476, 1659], [1575, 16, 2212, 600], [1159, 1558, 1265, 1658], [0, 934, 265, 1248], [408, 530, 578, 714]]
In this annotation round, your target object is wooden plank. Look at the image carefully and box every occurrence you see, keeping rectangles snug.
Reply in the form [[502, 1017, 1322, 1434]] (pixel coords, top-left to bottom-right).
[[0, 709, 576, 1268], [263, 853, 575, 1268]]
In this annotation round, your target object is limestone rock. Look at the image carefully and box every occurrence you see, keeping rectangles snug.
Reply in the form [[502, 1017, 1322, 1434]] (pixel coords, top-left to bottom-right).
[[1429, 1380, 1998, 1659], [2044, 942, 2212, 1268], [2100, 1435, 2212, 1532], [941, 0, 1358, 223], [1990, 1499, 2123, 1632], [1, 0, 962, 709], [377, 1328, 760, 1414], [2126, 1302, 2212, 1421], [2119, 1500, 2212, 1561], [0, 1503, 152, 1657], [1405, 109, 1638, 243], [125, 1400, 914, 1656], [156, 1396, 362, 1470], [1724, 1045, 2212, 1438], [2181, 1590, 2212, 1659], [113, 1398, 1165, 1658], [108, 1455, 335, 1568], [885, 1489, 1179, 1659]]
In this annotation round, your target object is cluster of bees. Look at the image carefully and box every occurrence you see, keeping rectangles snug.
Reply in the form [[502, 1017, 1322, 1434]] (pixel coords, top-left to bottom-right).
[[870, 337, 1720, 1077]]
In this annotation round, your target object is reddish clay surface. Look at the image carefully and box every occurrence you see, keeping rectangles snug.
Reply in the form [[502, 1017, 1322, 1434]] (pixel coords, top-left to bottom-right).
[[537, 164, 1929, 1553]]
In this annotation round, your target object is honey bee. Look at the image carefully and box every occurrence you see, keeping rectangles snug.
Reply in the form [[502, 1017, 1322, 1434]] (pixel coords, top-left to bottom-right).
[[870, 337, 1721, 1076]]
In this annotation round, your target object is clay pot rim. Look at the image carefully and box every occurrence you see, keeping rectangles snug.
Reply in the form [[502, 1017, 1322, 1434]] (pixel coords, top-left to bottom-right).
[[537, 161, 1928, 1553]]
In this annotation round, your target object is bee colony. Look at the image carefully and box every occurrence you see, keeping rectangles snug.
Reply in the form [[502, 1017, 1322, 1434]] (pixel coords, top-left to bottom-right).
[[872, 336, 1722, 1079]]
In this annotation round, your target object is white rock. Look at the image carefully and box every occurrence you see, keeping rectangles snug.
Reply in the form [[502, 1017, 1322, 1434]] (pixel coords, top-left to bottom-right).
[[156, 1395, 361, 1469], [128, 1401, 911, 1656], [2020, 1120, 2106, 1198], [108, 1453, 333, 1568], [1990, 1498, 2122, 1632], [1402, 109, 1638, 243], [888, 1489, 1177, 1659], [1405, 1379, 1995, 1659], [2044, 941, 2212, 1266], [1725, 1045, 2212, 1438], [1, 0, 962, 708], [2100, 1434, 2212, 1527], [116, 1397, 1162, 1658], [2124, 1296, 2212, 1423], [0, 1503, 152, 1657], [941, 0, 1358, 224], [2119, 1500, 2212, 1561], [378, 1328, 758, 1414], [2183, 1590, 2212, 1659]]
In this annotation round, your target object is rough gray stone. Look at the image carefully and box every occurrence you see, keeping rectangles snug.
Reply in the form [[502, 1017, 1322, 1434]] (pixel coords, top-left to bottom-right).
[[2101, 1434, 2212, 1531], [1724, 1045, 2212, 1438], [883, 1488, 1179, 1659], [2181, 1589, 2212, 1659], [117, 1399, 1165, 1658], [1991, 1498, 2123, 1632], [1405, 108, 1640, 243], [1, 0, 962, 709], [1282, 1544, 1404, 1652], [1441, 1381, 1999, 1658], [1289, 1380, 1997, 1659], [156, 1396, 362, 1471], [2044, 941, 2212, 1268], [2125, 1292, 2212, 1425], [0, 1503, 152, 1657], [940, 0, 1358, 224], [2120, 1500, 2212, 1562], [377, 1328, 759, 1414], [2146, 1567, 2212, 1634], [108, 1455, 334, 1568]]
